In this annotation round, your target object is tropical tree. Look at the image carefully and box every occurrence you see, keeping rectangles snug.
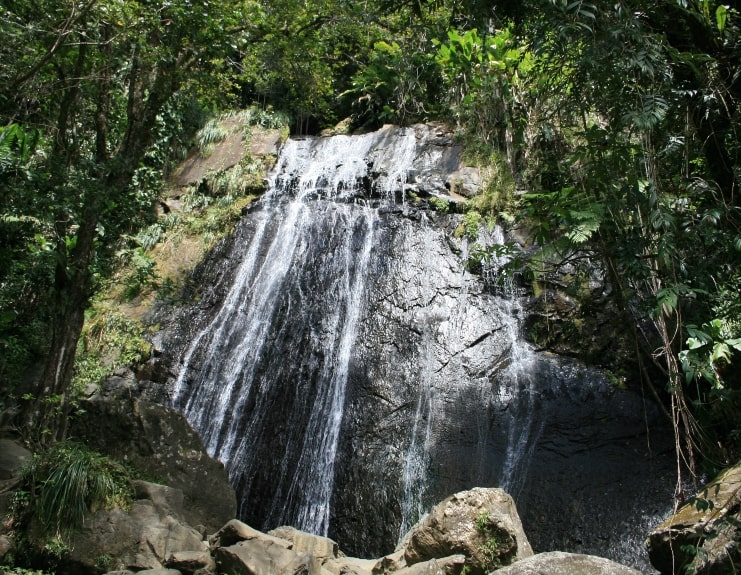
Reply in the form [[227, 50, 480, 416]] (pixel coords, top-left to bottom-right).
[[508, 0, 741, 484], [0, 0, 253, 441]]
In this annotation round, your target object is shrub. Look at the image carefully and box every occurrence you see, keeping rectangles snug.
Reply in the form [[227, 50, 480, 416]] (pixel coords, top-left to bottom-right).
[[15, 441, 134, 536]]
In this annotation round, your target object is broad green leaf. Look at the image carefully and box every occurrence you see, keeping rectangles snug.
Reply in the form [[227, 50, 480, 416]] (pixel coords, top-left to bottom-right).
[[686, 337, 705, 350], [716, 5, 728, 32], [726, 338, 741, 352], [657, 288, 679, 315]]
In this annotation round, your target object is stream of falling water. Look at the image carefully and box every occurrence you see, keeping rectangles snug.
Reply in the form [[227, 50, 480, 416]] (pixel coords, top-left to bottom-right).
[[168, 127, 672, 567], [171, 129, 418, 535], [398, 224, 440, 539], [396, 226, 545, 536], [484, 226, 544, 496]]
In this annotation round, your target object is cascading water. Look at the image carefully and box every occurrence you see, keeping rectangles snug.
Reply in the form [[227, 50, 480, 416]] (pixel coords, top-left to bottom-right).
[[168, 124, 677, 569], [171, 127, 432, 535], [483, 227, 544, 497]]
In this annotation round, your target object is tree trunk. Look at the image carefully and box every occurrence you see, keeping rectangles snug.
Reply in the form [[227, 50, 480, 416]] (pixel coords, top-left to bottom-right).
[[27, 205, 98, 443]]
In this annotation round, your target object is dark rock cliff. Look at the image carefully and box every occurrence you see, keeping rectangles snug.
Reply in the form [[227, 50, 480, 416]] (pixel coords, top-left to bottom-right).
[[151, 125, 676, 570]]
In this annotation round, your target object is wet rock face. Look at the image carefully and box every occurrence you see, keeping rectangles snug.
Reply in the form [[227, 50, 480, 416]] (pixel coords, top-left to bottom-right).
[[156, 125, 676, 569], [68, 397, 236, 534], [329, 214, 676, 566], [647, 461, 741, 575]]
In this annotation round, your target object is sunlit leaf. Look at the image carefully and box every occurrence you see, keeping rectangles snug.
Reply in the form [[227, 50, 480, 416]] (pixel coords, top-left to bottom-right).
[[716, 5, 728, 33]]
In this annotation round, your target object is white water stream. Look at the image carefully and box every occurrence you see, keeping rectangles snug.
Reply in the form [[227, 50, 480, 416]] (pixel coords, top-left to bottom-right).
[[172, 129, 421, 535]]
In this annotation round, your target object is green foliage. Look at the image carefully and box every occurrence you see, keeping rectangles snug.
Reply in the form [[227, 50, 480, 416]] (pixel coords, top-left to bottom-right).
[[463, 145, 517, 218], [458, 211, 483, 241], [122, 248, 158, 300], [0, 566, 52, 575], [73, 309, 152, 391], [428, 196, 450, 213], [472, 509, 513, 570], [15, 441, 134, 536], [502, 0, 741, 469], [474, 510, 490, 532], [680, 320, 741, 389], [94, 554, 113, 570], [434, 25, 532, 159], [0, 0, 256, 437], [197, 120, 231, 156], [342, 33, 441, 127]]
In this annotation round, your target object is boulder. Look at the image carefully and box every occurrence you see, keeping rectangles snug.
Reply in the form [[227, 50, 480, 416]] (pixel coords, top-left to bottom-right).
[[372, 550, 407, 574], [171, 119, 281, 188], [647, 462, 741, 574], [210, 519, 289, 550], [215, 538, 321, 575], [166, 550, 215, 575], [0, 439, 31, 517], [68, 397, 236, 533], [446, 167, 481, 198], [268, 526, 342, 564], [400, 488, 532, 575], [323, 556, 375, 575], [64, 481, 204, 573], [0, 439, 31, 480], [0, 534, 15, 563], [394, 555, 465, 575], [493, 552, 641, 575]]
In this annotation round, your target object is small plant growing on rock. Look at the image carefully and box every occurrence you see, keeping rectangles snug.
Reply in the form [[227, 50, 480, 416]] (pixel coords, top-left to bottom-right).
[[10, 441, 135, 572], [428, 196, 450, 213], [472, 509, 516, 572]]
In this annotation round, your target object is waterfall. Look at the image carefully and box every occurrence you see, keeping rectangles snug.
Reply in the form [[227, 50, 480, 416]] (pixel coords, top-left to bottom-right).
[[172, 128, 421, 535], [169, 125, 677, 568], [482, 227, 544, 496]]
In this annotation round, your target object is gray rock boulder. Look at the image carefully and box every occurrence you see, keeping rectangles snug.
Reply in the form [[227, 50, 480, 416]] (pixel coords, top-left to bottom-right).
[[394, 555, 465, 575], [65, 481, 204, 573], [0, 534, 15, 563], [647, 461, 741, 574], [210, 519, 284, 550], [166, 550, 215, 575], [324, 556, 376, 575], [446, 167, 481, 198], [0, 438, 31, 480], [215, 538, 321, 575], [68, 397, 236, 533], [494, 552, 641, 575], [268, 525, 342, 564], [400, 488, 532, 575], [372, 550, 407, 574], [0, 439, 31, 519]]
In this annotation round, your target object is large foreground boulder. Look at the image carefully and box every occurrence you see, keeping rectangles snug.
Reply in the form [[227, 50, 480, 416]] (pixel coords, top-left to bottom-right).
[[494, 552, 641, 575], [399, 487, 533, 575], [210, 520, 324, 575], [68, 396, 236, 533], [647, 462, 741, 574], [268, 526, 341, 565], [65, 481, 204, 573], [215, 539, 321, 575]]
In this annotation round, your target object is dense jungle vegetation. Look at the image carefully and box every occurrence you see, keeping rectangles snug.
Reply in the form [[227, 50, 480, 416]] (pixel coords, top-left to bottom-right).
[[1, 0, 740, 499]]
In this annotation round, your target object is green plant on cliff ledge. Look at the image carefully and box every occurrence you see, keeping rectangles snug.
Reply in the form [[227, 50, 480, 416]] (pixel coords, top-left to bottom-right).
[[15, 441, 134, 534], [72, 307, 152, 392], [10, 441, 134, 571], [472, 510, 515, 571]]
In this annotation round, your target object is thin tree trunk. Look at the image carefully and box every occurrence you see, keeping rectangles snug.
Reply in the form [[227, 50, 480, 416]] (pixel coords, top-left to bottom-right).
[[27, 205, 98, 443]]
